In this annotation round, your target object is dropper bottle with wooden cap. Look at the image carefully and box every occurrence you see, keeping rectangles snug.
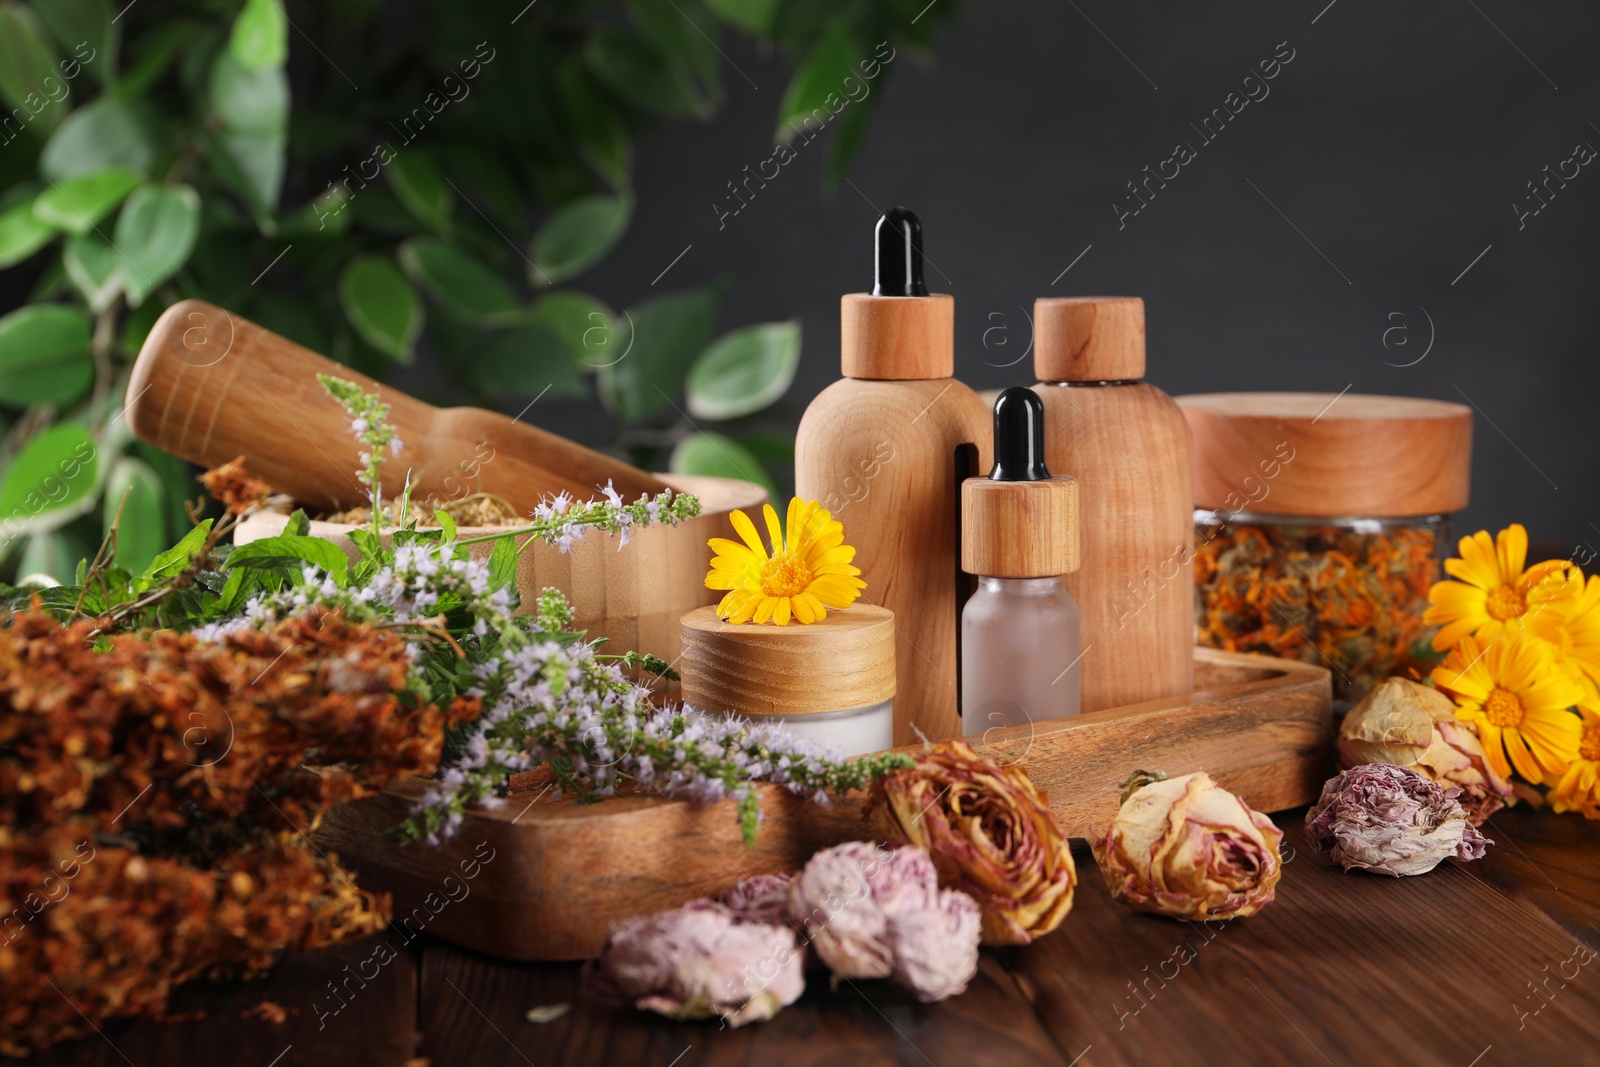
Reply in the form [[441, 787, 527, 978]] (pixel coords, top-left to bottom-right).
[[1031, 296, 1193, 712], [962, 387, 1082, 734], [796, 208, 990, 744]]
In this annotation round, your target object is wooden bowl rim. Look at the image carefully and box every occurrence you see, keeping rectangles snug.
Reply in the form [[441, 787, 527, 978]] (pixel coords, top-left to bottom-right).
[[238, 472, 767, 538]]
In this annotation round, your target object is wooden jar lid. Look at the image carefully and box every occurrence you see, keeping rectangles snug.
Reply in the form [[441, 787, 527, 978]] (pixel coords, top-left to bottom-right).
[[1178, 392, 1473, 517], [679, 604, 896, 716], [840, 293, 954, 379], [1034, 297, 1146, 381], [962, 476, 1080, 577]]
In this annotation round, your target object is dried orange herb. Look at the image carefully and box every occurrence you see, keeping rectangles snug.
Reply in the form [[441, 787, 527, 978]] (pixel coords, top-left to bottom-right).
[[198, 456, 273, 516], [1193, 520, 1444, 701], [0, 607, 478, 1055]]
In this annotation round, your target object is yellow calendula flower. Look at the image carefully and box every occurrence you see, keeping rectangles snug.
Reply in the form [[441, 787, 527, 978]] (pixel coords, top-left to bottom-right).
[[1425, 523, 1579, 652], [705, 497, 865, 625], [1546, 702, 1600, 819], [1431, 632, 1584, 784], [1528, 572, 1600, 706]]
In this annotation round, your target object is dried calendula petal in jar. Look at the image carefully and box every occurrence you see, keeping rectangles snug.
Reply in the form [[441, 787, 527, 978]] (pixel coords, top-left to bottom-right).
[[1193, 517, 1445, 701], [1177, 391, 1473, 703]]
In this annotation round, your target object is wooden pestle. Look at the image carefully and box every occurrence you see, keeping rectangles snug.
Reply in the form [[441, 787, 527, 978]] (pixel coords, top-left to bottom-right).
[[125, 300, 669, 513]]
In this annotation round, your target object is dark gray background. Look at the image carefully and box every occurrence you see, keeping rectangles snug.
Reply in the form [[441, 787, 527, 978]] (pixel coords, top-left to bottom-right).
[[573, 0, 1599, 556], [7, 1, 1596, 554]]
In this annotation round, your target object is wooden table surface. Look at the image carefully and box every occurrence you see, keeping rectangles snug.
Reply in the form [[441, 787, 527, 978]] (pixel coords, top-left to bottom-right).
[[23, 805, 1600, 1067]]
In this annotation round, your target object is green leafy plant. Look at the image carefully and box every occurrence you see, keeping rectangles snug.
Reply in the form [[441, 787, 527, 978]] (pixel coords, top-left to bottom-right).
[[0, 0, 954, 582]]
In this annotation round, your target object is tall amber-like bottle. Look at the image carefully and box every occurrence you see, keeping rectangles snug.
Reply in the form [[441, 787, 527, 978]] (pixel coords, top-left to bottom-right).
[[796, 209, 990, 743], [1031, 296, 1194, 712]]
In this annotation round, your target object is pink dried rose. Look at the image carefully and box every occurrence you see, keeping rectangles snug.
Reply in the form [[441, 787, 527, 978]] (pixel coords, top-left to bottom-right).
[[1091, 770, 1283, 921], [1306, 763, 1490, 877], [1337, 677, 1512, 825], [869, 739, 1076, 946], [882, 885, 983, 1003], [787, 841, 898, 979], [716, 873, 793, 927], [787, 841, 980, 1002], [584, 901, 803, 1027]]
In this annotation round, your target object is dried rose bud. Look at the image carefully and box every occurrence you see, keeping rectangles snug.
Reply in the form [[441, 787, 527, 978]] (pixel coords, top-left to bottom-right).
[[1306, 763, 1489, 877], [584, 901, 802, 1027], [1091, 770, 1283, 921], [1337, 677, 1511, 825], [885, 884, 982, 1003], [788, 842, 895, 979], [787, 841, 980, 1002], [717, 874, 793, 927], [869, 739, 1075, 946]]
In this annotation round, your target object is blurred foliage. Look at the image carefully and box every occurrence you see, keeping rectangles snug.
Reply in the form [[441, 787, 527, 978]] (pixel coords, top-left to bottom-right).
[[0, 0, 953, 581]]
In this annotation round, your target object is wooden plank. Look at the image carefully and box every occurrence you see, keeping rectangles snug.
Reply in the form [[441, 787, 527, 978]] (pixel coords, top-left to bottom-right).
[[20, 936, 418, 1067], [416, 939, 1075, 1067], [1010, 817, 1600, 1066], [318, 649, 1331, 962], [1467, 805, 1600, 944]]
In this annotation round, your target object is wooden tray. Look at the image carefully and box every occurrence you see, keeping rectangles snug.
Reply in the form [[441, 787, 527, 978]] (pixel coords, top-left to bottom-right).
[[316, 648, 1331, 961]]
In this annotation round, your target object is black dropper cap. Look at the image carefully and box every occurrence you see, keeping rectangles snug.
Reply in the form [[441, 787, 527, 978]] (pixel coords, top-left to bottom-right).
[[872, 207, 928, 297], [988, 387, 1051, 482]]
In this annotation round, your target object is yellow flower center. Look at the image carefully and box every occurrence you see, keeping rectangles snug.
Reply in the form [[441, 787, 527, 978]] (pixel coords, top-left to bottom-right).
[[1485, 584, 1526, 621], [1581, 725, 1600, 763], [760, 556, 812, 598], [1483, 687, 1525, 728]]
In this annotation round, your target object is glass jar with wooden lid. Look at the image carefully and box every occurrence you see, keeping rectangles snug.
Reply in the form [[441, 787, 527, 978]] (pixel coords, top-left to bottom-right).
[[1178, 392, 1472, 702], [678, 604, 896, 756]]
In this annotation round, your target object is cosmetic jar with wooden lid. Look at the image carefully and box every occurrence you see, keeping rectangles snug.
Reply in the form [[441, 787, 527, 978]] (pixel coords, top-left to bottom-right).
[[1178, 392, 1473, 701], [678, 604, 896, 756]]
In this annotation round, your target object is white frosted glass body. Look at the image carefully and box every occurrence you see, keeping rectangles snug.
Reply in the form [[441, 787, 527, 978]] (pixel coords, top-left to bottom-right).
[[962, 576, 1081, 736], [736, 698, 894, 757]]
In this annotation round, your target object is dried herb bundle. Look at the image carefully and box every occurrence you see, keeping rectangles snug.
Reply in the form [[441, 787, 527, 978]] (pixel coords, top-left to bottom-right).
[[1, 608, 478, 835], [0, 826, 383, 1057], [0, 607, 475, 1054]]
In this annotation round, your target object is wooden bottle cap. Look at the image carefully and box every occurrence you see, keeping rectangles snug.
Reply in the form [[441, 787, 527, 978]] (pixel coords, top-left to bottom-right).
[[962, 476, 1080, 577], [840, 294, 955, 379], [679, 604, 896, 716], [1178, 392, 1473, 517], [1034, 297, 1146, 382]]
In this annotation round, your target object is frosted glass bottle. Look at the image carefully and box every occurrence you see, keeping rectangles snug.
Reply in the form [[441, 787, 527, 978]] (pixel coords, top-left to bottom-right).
[[960, 387, 1083, 738], [962, 577, 1081, 734]]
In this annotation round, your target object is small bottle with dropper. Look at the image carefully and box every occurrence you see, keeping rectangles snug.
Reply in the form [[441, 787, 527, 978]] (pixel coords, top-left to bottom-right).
[[961, 387, 1082, 735]]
